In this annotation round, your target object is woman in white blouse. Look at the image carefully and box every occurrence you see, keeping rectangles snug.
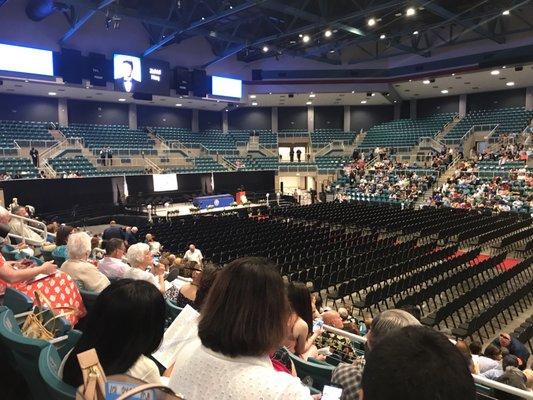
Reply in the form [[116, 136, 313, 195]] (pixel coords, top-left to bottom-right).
[[60, 231, 110, 293], [62, 280, 165, 386], [168, 257, 314, 400], [125, 242, 166, 293]]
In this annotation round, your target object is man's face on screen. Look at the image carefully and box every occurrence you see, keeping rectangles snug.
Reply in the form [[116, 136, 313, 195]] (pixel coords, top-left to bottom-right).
[[122, 62, 133, 79]]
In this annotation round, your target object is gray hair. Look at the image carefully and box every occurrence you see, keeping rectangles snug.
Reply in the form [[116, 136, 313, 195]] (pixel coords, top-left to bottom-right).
[[127, 242, 150, 268], [67, 231, 92, 260], [368, 309, 421, 349]]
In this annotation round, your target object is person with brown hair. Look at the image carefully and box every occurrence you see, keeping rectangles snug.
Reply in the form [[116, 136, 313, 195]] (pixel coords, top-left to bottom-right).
[[167, 257, 313, 399]]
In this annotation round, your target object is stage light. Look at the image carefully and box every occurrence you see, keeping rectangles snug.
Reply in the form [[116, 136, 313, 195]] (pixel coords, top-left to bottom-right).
[[324, 30, 332, 37], [175, 103, 182, 107], [506, 81, 515, 86], [309, 93, 316, 98], [252, 101, 258, 106], [441, 89, 449, 94], [299, 34, 303, 38], [361, 100, 367, 104], [406, 7, 416, 16], [502, 10, 510, 15], [306, 101, 312, 105], [423, 79, 430, 84], [302, 35, 310, 43], [48, 92, 56, 96], [262, 46, 269, 52], [491, 70, 500, 75], [367, 18, 376, 27], [380, 34, 386, 39], [118, 98, 126, 102], [413, 30, 419, 35], [249, 94, 256, 99]]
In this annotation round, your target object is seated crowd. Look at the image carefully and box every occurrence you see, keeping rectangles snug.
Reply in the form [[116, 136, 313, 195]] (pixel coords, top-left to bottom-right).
[[0, 205, 532, 400], [427, 144, 532, 212]]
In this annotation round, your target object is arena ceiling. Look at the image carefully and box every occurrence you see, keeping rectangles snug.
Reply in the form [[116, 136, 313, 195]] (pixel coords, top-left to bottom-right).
[[17, 0, 533, 67]]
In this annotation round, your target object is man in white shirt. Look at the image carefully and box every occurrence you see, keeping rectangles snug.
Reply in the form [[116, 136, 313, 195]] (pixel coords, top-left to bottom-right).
[[98, 238, 130, 279], [183, 244, 203, 264]]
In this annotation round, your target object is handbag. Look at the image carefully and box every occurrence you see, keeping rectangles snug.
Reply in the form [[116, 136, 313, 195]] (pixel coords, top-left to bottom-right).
[[76, 348, 106, 400], [21, 290, 77, 340]]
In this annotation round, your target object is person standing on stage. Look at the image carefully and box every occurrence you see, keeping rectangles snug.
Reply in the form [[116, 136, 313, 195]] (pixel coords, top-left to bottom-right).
[[183, 244, 203, 264]]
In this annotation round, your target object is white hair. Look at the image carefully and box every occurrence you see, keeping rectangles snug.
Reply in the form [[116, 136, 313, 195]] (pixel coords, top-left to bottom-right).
[[127, 242, 150, 268], [67, 231, 92, 260]]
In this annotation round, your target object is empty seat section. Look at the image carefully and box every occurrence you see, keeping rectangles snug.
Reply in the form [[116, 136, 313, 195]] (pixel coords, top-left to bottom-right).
[[311, 129, 357, 147], [62, 124, 154, 151], [0, 120, 55, 148], [315, 156, 352, 172], [0, 157, 40, 178], [225, 155, 279, 171]]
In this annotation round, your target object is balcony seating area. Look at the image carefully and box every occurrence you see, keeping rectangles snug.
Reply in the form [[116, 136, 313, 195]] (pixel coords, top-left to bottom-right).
[[62, 124, 154, 150], [49, 156, 97, 177], [154, 127, 238, 153], [0, 120, 55, 148], [225, 155, 279, 171], [360, 113, 454, 148], [311, 129, 356, 147], [0, 157, 40, 179], [445, 107, 533, 140]]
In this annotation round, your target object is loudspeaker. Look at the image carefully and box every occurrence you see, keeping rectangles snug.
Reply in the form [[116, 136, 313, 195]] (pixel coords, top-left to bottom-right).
[[58, 48, 84, 84], [175, 67, 191, 95], [132, 92, 152, 101], [192, 69, 208, 97]]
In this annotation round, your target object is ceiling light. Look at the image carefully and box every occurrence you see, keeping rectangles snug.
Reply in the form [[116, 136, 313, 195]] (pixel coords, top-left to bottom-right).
[[175, 103, 182, 107], [299, 34, 303, 38], [262, 46, 269, 52], [423, 79, 430, 84], [406, 7, 416, 16], [329, 50, 335, 53], [48, 92, 56, 96], [361, 100, 367, 104], [24, 79, 29, 83], [367, 18, 376, 27], [250, 94, 256, 99], [379, 34, 386, 40], [309, 93, 316, 98], [371, 93, 376, 97], [491, 70, 500, 75], [302, 35, 310, 43], [441, 89, 448, 94], [306, 101, 312, 105], [413, 30, 419, 35], [324, 30, 332, 37], [252, 102, 258, 106], [502, 10, 510, 15], [118, 98, 126, 102], [506, 81, 515, 86], [351, 90, 355, 93], [502, 66, 506, 69]]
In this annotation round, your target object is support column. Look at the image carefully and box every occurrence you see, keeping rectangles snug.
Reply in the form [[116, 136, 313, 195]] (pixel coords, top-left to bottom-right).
[[526, 87, 533, 111], [271, 107, 278, 133], [459, 94, 467, 117], [58, 98, 68, 127], [394, 103, 401, 120], [192, 109, 199, 132], [409, 99, 417, 120], [222, 110, 228, 133], [307, 106, 314, 132], [343, 105, 351, 132], [128, 103, 137, 130]]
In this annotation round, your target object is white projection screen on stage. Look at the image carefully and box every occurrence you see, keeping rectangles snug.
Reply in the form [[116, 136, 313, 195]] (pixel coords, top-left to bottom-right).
[[153, 174, 178, 192]]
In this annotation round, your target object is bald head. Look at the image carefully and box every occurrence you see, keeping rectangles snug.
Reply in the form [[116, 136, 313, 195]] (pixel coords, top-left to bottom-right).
[[322, 310, 344, 329]]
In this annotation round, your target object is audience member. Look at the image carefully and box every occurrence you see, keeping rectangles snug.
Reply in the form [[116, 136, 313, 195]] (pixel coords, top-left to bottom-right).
[[60, 232, 110, 293], [492, 333, 530, 368], [145, 233, 162, 255], [167, 257, 313, 399], [495, 355, 530, 395], [123, 226, 138, 245], [98, 238, 129, 279], [52, 225, 75, 259], [469, 342, 501, 373], [125, 242, 165, 293], [62, 280, 165, 386], [361, 326, 476, 400], [331, 309, 421, 400], [316, 310, 356, 363], [166, 262, 203, 309], [183, 243, 203, 263], [456, 340, 478, 374], [8, 205, 47, 246], [0, 206, 34, 256], [285, 282, 322, 360], [102, 220, 124, 241]]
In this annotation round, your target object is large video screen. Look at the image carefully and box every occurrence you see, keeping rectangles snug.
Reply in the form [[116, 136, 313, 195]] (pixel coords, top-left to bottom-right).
[[0, 43, 54, 76], [211, 76, 242, 99], [113, 54, 170, 96], [153, 174, 178, 192]]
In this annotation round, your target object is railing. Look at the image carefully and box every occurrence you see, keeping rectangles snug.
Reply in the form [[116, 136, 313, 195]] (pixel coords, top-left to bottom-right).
[[444, 124, 498, 146], [277, 131, 309, 139], [144, 157, 162, 173], [13, 139, 58, 148], [322, 324, 533, 400], [220, 156, 238, 170], [41, 160, 57, 178], [0, 148, 19, 157], [41, 137, 85, 161], [92, 148, 158, 156], [278, 163, 317, 173], [417, 136, 446, 153], [7, 213, 50, 246]]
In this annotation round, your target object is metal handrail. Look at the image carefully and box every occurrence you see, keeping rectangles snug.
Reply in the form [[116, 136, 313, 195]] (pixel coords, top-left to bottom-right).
[[7, 213, 50, 245], [322, 324, 533, 399]]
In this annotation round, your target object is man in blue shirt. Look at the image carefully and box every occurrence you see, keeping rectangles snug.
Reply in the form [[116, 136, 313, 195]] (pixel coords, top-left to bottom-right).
[[491, 333, 530, 369]]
